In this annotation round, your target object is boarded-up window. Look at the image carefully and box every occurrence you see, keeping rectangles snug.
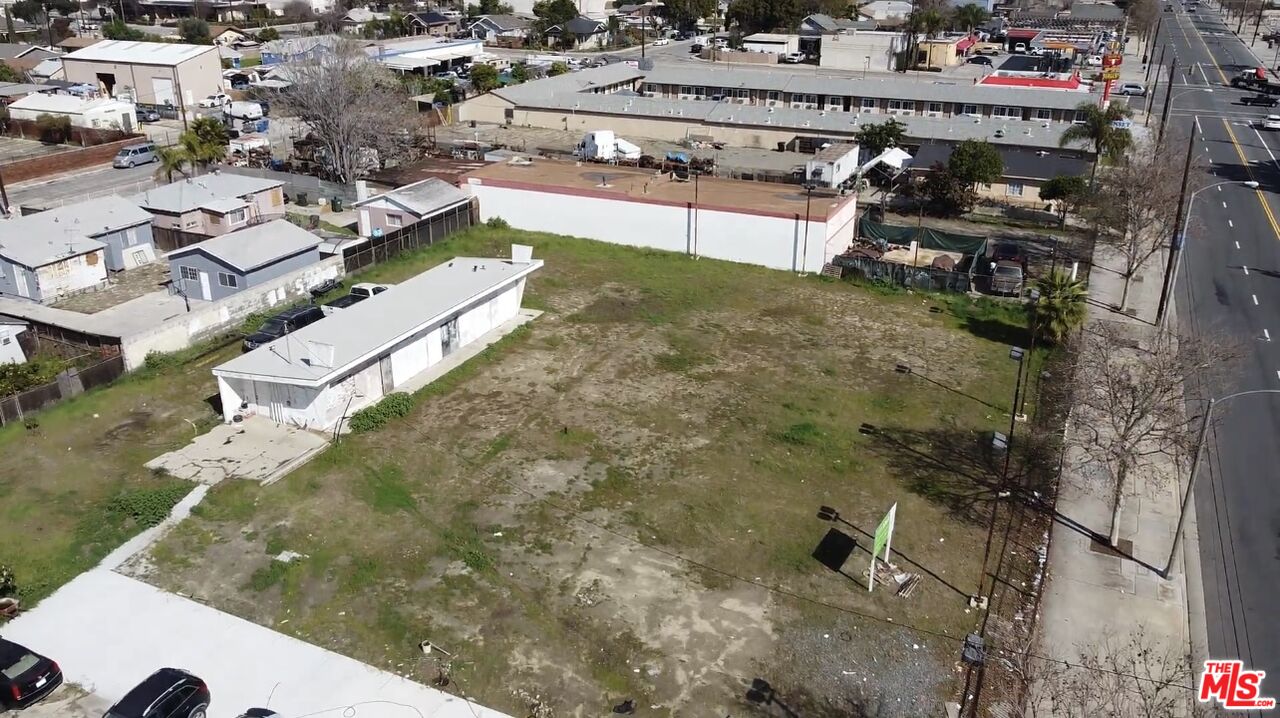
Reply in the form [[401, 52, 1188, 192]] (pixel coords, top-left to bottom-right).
[[271, 188, 284, 206], [86, 252, 99, 266]]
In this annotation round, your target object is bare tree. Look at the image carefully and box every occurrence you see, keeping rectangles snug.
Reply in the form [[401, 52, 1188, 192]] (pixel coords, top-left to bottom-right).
[[272, 40, 421, 184], [1007, 629, 1209, 718], [1070, 325, 1238, 547], [1089, 139, 1199, 311]]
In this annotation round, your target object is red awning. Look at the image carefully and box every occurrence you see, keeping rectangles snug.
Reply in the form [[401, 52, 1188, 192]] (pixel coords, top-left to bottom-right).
[[978, 75, 1087, 90], [1007, 28, 1040, 39], [956, 37, 976, 52]]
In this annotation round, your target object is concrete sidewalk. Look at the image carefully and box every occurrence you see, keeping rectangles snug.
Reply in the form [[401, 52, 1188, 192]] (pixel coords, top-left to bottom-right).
[[1034, 246, 1207, 710]]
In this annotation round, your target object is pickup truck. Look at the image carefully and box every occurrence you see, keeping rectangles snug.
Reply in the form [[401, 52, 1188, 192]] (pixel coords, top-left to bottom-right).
[[1231, 68, 1280, 95], [1241, 93, 1280, 107], [321, 282, 392, 315]]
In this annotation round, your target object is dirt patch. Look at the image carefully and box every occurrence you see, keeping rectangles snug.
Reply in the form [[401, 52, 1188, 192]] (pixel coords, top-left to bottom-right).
[[137, 230, 1026, 717]]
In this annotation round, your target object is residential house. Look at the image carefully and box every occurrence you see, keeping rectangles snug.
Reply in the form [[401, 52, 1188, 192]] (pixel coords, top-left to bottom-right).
[[546, 16, 608, 50], [466, 14, 533, 42], [0, 320, 28, 364], [260, 35, 342, 64], [406, 11, 459, 36], [166, 219, 321, 302], [53, 36, 101, 52], [211, 245, 542, 431], [2, 196, 156, 272], [138, 0, 271, 22], [27, 58, 63, 82], [210, 26, 252, 45], [860, 0, 914, 21], [0, 223, 107, 303], [909, 144, 1090, 206], [0, 43, 58, 64], [798, 13, 879, 35], [353, 178, 471, 238], [61, 41, 222, 112], [341, 8, 391, 34], [615, 3, 663, 29], [132, 172, 287, 243]]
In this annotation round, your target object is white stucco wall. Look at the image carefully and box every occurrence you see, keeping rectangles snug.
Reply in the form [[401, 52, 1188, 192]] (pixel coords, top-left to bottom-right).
[[822, 192, 860, 264], [220, 278, 527, 431], [466, 181, 830, 273], [0, 325, 26, 364], [34, 250, 108, 301]]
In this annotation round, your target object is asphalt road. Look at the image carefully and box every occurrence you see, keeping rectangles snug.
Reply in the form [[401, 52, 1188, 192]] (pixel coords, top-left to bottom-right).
[[6, 162, 158, 210], [1157, 1, 1280, 707]]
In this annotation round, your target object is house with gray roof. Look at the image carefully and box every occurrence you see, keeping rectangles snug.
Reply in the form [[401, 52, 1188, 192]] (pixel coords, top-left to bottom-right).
[[211, 245, 542, 431], [466, 14, 533, 41], [799, 14, 879, 34], [352, 178, 471, 238], [0, 210, 109, 303], [2, 196, 155, 273], [910, 143, 1091, 206], [132, 172, 287, 242], [547, 16, 608, 50], [166, 219, 321, 302]]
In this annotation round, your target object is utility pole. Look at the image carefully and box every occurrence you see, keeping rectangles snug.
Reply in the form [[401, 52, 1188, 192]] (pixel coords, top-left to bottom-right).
[[1162, 398, 1212, 578], [1253, 0, 1266, 42], [1158, 56, 1178, 145], [1146, 15, 1164, 83], [1146, 44, 1166, 120], [1157, 123, 1195, 324]]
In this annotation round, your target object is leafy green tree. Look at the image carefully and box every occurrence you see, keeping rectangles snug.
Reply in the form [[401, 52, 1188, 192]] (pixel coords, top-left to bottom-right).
[[855, 118, 905, 156], [509, 61, 528, 83], [1059, 101, 1133, 180], [11, 0, 75, 24], [176, 16, 211, 43], [726, 0, 805, 33], [154, 146, 189, 183], [179, 116, 228, 169], [1040, 174, 1090, 227], [533, 0, 577, 26], [469, 62, 499, 92], [548, 60, 569, 76], [34, 113, 71, 144], [256, 26, 280, 42], [946, 139, 1003, 186], [282, 0, 315, 21], [908, 7, 946, 37], [920, 164, 974, 216], [466, 0, 513, 15], [658, 0, 716, 29], [0, 63, 21, 83], [951, 2, 988, 31], [1029, 271, 1087, 344], [103, 19, 146, 40]]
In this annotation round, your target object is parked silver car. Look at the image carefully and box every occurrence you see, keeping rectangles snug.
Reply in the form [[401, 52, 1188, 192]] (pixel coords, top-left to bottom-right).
[[113, 142, 158, 168]]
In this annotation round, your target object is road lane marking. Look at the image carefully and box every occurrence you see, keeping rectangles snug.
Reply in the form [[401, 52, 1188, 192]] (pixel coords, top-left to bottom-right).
[[1266, 329, 1272, 341], [1254, 294, 1260, 305], [1229, 219, 1235, 227], [1244, 265, 1250, 274], [1222, 120, 1280, 240], [1236, 241, 1242, 248], [1255, 128, 1280, 164], [1224, 201, 1229, 208]]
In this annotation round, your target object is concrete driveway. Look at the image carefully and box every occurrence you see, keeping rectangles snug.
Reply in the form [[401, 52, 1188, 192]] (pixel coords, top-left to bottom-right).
[[2, 489, 510, 718]]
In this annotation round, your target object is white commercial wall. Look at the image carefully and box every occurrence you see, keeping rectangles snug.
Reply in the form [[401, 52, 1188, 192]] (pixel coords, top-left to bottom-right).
[[822, 192, 859, 264], [0, 325, 26, 364], [467, 181, 830, 273], [819, 32, 906, 73]]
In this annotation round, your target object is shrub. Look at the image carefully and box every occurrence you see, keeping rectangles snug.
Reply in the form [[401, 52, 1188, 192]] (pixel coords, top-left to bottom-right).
[[104, 485, 191, 529], [34, 113, 72, 144], [0, 564, 16, 598], [486, 216, 510, 229], [348, 392, 415, 432]]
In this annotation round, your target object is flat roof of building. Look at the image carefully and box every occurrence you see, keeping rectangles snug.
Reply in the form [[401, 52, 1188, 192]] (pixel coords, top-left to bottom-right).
[[465, 158, 853, 220], [63, 39, 217, 65], [214, 254, 542, 385]]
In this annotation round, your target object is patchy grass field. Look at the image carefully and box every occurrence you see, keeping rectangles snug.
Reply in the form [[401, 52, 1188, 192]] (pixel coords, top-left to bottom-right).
[[0, 342, 237, 604], [131, 228, 1030, 717]]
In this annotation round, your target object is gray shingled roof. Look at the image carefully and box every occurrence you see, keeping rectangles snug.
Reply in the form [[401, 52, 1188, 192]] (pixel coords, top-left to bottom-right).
[[166, 219, 319, 273], [0, 196, 148, 268], [132, 172, 283, 214], [352, 177, 470, 216], [212, 255, 543, 384], [550, 16, 606, 35]]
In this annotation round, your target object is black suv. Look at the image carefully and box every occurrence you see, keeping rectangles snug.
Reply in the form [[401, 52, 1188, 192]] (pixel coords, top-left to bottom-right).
[[103, 668, 209, 718], [0, 638, 62, 710], [243, 305, 325, 351]]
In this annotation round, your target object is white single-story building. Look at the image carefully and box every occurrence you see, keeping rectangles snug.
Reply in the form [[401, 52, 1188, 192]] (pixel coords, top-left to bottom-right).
[[742, 33, 800, 55], [7, 93, 137, 130], [463, 160, 858, 274], [211, 245, 542, 431]]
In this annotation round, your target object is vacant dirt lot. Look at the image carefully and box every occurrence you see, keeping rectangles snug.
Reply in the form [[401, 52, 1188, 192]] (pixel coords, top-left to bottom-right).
[[135, 229, 1029, 718]]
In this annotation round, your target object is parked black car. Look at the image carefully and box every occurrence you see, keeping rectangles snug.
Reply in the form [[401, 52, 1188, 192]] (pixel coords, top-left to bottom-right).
[[1242, 93, 1280, 107], [104, 668, 210, 718], [242, 305, 326, 351], [0, 638, 62, 710]]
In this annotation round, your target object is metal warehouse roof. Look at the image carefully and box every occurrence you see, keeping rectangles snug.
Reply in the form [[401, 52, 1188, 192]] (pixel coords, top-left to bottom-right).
[[63, 40, 218, 65], [166, 219, 319, 273], [213, 254, 543, 385]]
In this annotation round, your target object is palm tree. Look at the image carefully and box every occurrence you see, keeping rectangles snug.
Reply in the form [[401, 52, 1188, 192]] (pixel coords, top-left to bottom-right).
[[179, 116, 229, 171], [909, 8, 946, 37], [1029, 270, 1088, 344], [154, 146, 189, 183], [1059, 102, 1133, 181], [952, 3, 989, 32]]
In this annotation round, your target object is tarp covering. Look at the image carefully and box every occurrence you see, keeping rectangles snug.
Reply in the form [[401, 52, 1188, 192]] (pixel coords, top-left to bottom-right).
[[858, 216, 988, 255]]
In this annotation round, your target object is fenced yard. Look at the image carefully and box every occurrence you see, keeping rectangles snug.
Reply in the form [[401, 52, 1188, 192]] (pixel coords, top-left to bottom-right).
[[131, 228, 1037, 718]]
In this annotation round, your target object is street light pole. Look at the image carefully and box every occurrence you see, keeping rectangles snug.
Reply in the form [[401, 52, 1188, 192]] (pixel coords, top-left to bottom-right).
[[1162, 390, 1280, 578]]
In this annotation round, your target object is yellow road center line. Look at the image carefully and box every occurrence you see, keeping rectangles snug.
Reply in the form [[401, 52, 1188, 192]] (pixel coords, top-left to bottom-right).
[[1221, 120, 1280, 240]]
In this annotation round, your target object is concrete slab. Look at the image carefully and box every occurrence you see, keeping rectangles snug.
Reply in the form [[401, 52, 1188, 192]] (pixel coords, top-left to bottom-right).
[[146, 417, 329, 485]]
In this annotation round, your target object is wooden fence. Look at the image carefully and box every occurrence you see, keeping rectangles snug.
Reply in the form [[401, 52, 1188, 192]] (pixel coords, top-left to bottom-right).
[[0, 354, 126, 427]]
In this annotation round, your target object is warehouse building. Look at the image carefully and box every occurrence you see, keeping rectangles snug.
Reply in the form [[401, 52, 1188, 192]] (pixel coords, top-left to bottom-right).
[[60, 40, 222, 115]]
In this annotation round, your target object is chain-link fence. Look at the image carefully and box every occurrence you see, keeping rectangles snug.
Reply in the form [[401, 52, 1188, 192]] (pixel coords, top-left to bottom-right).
[[833, 254, 975, 292]]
